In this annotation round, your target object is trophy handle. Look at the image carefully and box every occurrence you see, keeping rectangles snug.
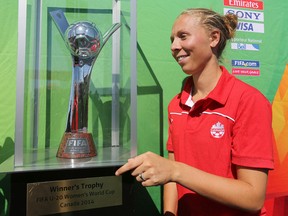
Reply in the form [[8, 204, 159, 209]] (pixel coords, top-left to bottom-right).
[[49, 10, 69, 39], [102, 23, 122, 47]]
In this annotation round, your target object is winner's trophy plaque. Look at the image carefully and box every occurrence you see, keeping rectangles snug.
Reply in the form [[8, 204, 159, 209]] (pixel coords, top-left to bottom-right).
[[50, 10, 121, 159]]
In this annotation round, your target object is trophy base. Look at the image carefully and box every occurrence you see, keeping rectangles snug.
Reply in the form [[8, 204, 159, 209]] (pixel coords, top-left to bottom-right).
[[57, 132, 97, 159]]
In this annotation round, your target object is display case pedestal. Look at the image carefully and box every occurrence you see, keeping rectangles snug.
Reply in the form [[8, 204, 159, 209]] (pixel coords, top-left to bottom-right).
[[10, 167, 133, 215], [9, 166, 161, 215]]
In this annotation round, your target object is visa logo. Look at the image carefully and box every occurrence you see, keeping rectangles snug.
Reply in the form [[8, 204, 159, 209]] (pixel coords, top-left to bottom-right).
[[237, 21, 264, 33], [232, 60, 260, 68], [231, 43, 260, 51]]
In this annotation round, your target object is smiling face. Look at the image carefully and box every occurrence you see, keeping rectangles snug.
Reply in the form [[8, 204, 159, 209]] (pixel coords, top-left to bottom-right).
[[170, 14, 217, 75]]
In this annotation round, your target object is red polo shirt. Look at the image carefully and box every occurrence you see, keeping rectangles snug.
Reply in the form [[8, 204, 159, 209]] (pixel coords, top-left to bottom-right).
[[166, 66, 274, 216]]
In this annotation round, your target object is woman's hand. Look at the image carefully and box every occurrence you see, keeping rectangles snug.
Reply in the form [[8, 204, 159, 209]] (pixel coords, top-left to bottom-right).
[[115, 151, 175, 186]]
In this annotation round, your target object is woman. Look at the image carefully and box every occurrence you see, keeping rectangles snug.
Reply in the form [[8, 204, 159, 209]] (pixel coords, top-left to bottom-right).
[[115, 8, 274, 215]]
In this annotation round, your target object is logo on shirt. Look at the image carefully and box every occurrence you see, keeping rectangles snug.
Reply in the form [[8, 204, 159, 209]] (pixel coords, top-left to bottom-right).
[[210, 122, 225, 138]]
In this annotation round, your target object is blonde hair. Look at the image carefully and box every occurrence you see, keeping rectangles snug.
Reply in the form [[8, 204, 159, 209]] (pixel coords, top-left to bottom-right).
[[180, 8, 238, 59]]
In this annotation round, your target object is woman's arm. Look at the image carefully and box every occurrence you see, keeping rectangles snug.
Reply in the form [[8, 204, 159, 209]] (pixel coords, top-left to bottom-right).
[[115, 151, 269, 213], [163, 152, 178, 216], [171, 161, 268, 212]]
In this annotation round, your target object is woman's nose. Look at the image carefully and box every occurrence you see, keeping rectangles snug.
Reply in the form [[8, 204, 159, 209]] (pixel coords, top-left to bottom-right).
[[170, 38, 180, 52]]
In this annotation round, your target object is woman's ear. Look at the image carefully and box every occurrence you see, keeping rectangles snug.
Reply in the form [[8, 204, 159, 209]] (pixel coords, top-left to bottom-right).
[[210, 30, 220, 48]]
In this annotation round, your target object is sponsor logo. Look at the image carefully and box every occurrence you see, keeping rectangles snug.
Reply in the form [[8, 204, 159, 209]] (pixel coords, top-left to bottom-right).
[[237, 21, 264, 33], [232, 68, 260, 76], [224, 8, 264, 22], [231, 43, 260, 51], [232, 60, 260, 67], [210, 122, 225, 138], [224, 0, 264, 10]]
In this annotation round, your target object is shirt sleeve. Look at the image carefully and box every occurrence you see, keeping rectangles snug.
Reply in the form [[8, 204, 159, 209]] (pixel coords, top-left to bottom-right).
[[231, 90, 274, 169]]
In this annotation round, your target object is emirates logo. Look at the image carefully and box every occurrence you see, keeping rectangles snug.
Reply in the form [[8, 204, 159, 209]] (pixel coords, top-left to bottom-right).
[[210, 122, 225, 138]]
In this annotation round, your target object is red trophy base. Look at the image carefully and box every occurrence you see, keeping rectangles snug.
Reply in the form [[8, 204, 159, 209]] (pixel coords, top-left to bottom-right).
[[56, 132, 97, 159]]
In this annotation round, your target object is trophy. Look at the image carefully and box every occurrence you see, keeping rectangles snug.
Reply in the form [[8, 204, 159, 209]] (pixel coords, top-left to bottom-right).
[[50, 10, 121, 158]]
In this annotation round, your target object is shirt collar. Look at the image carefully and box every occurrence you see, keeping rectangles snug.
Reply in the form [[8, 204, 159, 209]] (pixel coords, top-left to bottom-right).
[[180, 66, 235, 108]]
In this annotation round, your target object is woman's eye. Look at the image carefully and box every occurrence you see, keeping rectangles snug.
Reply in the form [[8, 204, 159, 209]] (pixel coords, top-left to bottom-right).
[[180, 34, 187, 40]]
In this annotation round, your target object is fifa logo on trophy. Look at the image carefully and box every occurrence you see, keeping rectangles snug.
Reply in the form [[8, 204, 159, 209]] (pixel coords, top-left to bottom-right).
[[50, 10, 121, 158]]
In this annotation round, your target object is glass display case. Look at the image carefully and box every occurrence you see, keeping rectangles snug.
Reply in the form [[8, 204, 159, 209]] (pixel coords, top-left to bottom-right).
[[2, 0, 137, 172]]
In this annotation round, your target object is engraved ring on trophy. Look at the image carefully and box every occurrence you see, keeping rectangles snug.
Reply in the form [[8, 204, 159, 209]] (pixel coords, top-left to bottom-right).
[[50, 10, 121, 159]]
